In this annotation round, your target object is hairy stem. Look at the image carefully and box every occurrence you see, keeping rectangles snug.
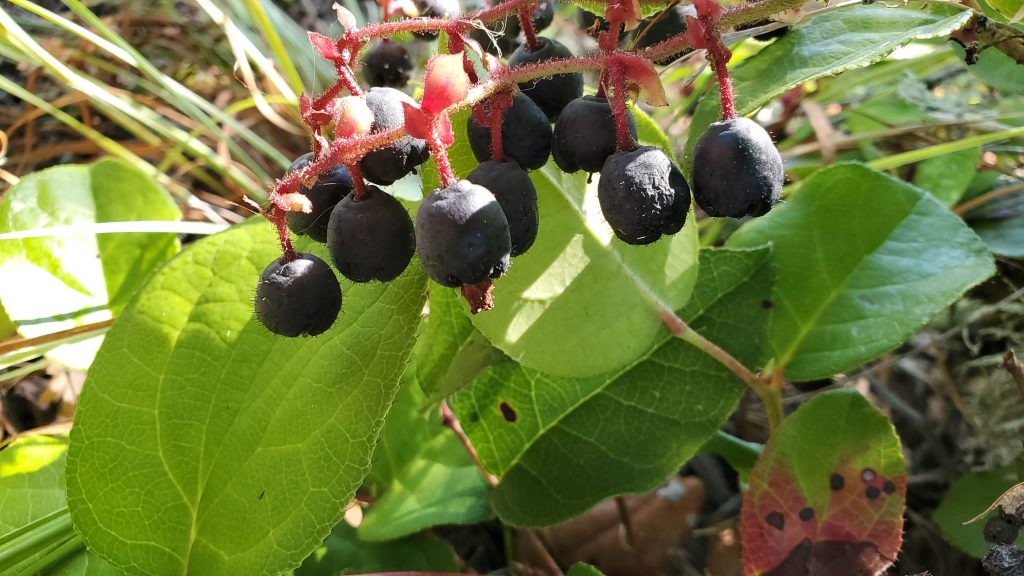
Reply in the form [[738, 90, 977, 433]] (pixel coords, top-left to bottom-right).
[[336, 64, 364, 96], [610, 65, 636, 151], [347, 162, 368, 199], [428, 115, 458, 187], [518, 4, 539, 52]]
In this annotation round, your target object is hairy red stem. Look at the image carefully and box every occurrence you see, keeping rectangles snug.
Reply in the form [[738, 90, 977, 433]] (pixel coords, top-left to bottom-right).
[[336, 64, 364, 96], [428, 116, 458, 188], [347, 162, 368, 199], [610, 65, 636, 151], [518, 5, 539, 52], [311, 81, 347, 116]]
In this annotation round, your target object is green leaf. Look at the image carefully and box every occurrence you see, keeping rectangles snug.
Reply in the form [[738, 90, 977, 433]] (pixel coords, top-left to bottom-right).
[[359, 369, 492, 541], [470, 165, 699, 378], [415, 283, 507, 403], [913, 147, 981, 206], [728, 163, 995, 381], [959, 43, 1024, 95], [976, 0, 1024, 22], [0, 300, 14, 341], [0, 436, 120, 575], [454, 246, 773, 526], [0, 158, 181, 369], [567, 562, 606, 576], [741, 390, 906, 575], [684, 5, 973, 169], [630, 103, 672, 157], [0, 436, 70, 535], [933, 464, 1024, 558], [65, 219, 427, 576], [292, 522, 458, 575], [973, 214, 1024, 258]]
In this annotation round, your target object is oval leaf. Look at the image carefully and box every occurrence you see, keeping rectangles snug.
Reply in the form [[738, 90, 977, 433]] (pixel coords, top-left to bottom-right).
[[740, 390, 907, 576], [454, 246, 772, 526], [728, 163, 994, 381], [0, 159, 181, 368], [65, 220, 426, 576], [933, 464, 1024, 558]]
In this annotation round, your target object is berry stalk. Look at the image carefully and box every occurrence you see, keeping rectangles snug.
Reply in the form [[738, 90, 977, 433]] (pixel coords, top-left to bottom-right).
[[518, 4, 540, 52], [346, 162, 369, 200], [428, 116, 458, 187]]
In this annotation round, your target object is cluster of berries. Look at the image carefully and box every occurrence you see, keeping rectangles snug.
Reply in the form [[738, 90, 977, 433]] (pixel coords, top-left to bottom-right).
[[254, 0, 785, 338]]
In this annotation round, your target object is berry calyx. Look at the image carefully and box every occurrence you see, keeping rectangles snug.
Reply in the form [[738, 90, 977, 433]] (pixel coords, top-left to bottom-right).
[[361, 40, 414, 88], [508, 37, 584, 121], [416, 180, 511, 288], [691, 117, 784, 218], [284, 153, 355, 243], [467, 159, 538, 256], [327, 185, 416, 283], [467, 92, 552, 171], [598, 146, 690, 245], [552, 95, 637, 174], [359, 87, 431, 185], [254, 253, 342, 337]]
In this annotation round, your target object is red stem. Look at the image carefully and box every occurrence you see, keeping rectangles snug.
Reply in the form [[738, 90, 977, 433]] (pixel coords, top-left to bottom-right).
[[348, 0, 537, 44], [610, 65, 636, 151], [311, 81, 347, 117], [346, 162, 368, 199], [266, 207, 296, 261], [336, 64, 364, 96], [428, 116, 458, 188], [518, 5, 539, 52], [488, 96, 511, 161], [708, 49, 736, 120]]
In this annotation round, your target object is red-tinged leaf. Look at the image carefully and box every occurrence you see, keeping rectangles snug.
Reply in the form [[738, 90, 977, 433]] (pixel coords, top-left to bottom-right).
[[683, 16, 709, 50], [694, 0, 724, 23], [309, 31, 341, 62], [402, 101, 431, 141], [300, 93, 334, 127], [333, 96, 374, 139], [333, 3, 358, 31], [616, 55, 667, 107], [422, 53, 471, 114], [436, 112, 455, 147], [740, 390, 906, 576], [605, 0, 644, 31]]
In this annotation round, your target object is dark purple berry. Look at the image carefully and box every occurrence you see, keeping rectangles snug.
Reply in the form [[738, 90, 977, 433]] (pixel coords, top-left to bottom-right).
[[469, 0, 554, 55], [362, 40, 414, 88], [598, 146, 690, 245], [359, 87, 431, 186], [416, 180, 511, 287], [467, 160, 538, 256], [327, 186, 415, 283], [467, 92, 552, 170], [508, 37, 583, 121], [254, 253, 341, 337], [552, 96, 637, 174], [284, 153, 354, 243], [631, 5, 690, 65], [412, 0, 461, 40], [691, 117, 784, 218]]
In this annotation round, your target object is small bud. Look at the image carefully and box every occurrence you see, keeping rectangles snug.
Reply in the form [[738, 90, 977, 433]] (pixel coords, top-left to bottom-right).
[[280, 193, 313, 214]]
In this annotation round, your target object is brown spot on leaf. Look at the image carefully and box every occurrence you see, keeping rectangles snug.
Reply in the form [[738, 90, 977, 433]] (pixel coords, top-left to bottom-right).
[[799, 507, 814, 521], [861, 468, 876, 483], [765, 511, 785, 531], [866, 487, 881, 500], [830, 473, 845, 491], [762, 299, 774, 309], [883, 480, 895, 495], [766, 539, 888, 576], [499, 401, 517, 423]]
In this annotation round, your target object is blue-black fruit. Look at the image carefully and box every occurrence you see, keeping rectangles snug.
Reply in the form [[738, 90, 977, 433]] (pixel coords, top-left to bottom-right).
[[508, 37, 584, 121], [416, 180, 511, 287], [467, 92, 552, 170], [631, 5, 689, 65], [552, 96, 637, 174], [467, 160, 538, 255], [413, 0, 461, 40], [362, 40, 414, 88], [470, 0, 554, 54], [254, 253, 341, 337], [360, 87, 431, 185], [691, 117, 783, 218], [327, 185, 415, 283], [598, 146, 690, 245], [284, 153, 354, 243]]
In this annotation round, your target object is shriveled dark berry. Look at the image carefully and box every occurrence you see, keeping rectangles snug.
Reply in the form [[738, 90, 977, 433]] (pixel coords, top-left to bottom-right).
[[598, 146, 690, 245], [552, 96, 637, 174], [412, 0, 461, 40], [284, 153, 354, 243], [327, 186, 415, 283], [631, 5, 690, 65], [986, 515, 1022, 545], [416, 180, 511, 287], [691, 117, 784, 218], [360, 87, 431, 186], [254, 253, 341, 337], [508, 37, 583, 121], [467, 160, 538, 256], [983, 544, 1024, 576], [467, 92, 552, 170], [362, 40, 414, 88]]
